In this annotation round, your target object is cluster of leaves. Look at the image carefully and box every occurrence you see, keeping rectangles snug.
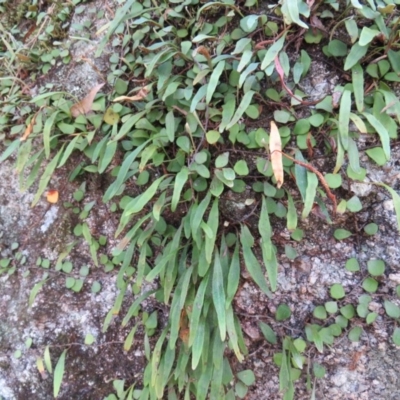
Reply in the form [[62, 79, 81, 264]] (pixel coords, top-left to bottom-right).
[[2, 0, 400, 399]]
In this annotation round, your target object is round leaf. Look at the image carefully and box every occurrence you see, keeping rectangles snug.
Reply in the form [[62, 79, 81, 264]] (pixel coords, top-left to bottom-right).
[[313, 305, 327, 320], [346, 196, 362, 212], [330, 283, 345, 299], [362, 277, 378, 293], [364, 223, 378, 235], [348, 326, 362, 342], [325, 173, 342, 189], [276, 304, 291, 321], [237, 370, 255, 386], [367, 259, 385, 276], [234, 160, 249, 176], [206, 130, 220, 144], [345, 258, 360, 272]]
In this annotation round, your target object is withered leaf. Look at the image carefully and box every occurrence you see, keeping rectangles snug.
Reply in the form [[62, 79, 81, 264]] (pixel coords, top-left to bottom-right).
[[113, 86, 149, 103], [46, 189, 59, 204], [270, 121, 283, 188], [21, 107, 43, 141], [70, 83, 105, 118]]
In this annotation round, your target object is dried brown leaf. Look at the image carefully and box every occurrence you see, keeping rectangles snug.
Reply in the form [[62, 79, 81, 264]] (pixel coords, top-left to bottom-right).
[[46, 189, 59, 204], [269, 121, 283, 188], [21, 107, 43, 141], [70, 83, 105, 117], [113, 87, 149, 103]]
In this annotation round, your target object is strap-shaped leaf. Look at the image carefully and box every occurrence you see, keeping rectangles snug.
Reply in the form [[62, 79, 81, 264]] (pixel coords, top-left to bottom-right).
[[206, 60, 225, 104], [352, 63, 364, 112], [31, 146, 64, 206], [261, 34, 286, 70], [53, 349, 67, 398], [225, 90, 255, 130], [43, 110, 60, 159], [226, 242, 240, 307], [302, 171, 318, 218], [363, 112, 390, 160], [212, 251, 226, 341], [189, 273, 210, 346], [338, 90, 351, 150], [240, 225, 272, 297], [171, 167, 189, 212]]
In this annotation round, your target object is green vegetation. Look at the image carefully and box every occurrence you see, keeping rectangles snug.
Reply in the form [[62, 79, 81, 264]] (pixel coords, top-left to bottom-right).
[[1, 0, 400, 399]]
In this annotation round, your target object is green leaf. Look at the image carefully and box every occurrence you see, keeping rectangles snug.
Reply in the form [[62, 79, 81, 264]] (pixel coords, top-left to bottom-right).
[[328, 40, 347, 56], [41, 347, 52, 375], [340, 304, 355, 319], [345, 19, 359, 43], [338, 90, 351, 149], [345, 258, 360, 272], [366, 147, 387, 166], [364, 223, 378, 235], [219, 96, 236, 133], [191, 317, 206, 370], [359, 27, 379, 46], [347, 196, 362, 212], [237, 370, 255, 386], [53, 349, 67, 398], [261, 34, 286, 70], [190, 84, 208, 113], [313, 306, 327, 320], [301, 171, 318, 218], [241, 225, 272, 297], [206, 130, 221, 144], [348, 326, 362, 342], [393, 327, 400, 345], [212, 251, 226, 341], [284, 0, 308, 28], [207, 61, 225, 103], [31, 146, 64, 206], [367, 259, 385, 276], [226, 304, 244, 362], [352, 63, 364, 112], [334, 229, 352, 240], [294, 150, 307, 201], [95, 0, 137, 57], [204, 198, 219, 265], [226, 91, 255, 130], [226, 242, 240, 307], [344, 42, 368, 71], [189, 273, 210, 346], [324, 173, 342, 189], [276, 304, 291, 321], [378, 183, 400, 232], [286, 192, 297, 230], [330, 283, 345, 299], [0, 139, 20, 163], [111, 111, 146, 142], [165, 110, 175, 142], [234, 160, 249, 176], [325, 301, 338, 314], [362, 112, 390, 160], [121, 176, 165, 217], [43, 110, 60, 159], [259, 321, 277, 344], [313, 363, 326, 378], [29, 277, 48, 307], [103, 140, 149, 202], [98, 140, 117, 173], [384, 300, 400, 319], [362, 277, 378, 293], [171, 167, 189, 212]]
